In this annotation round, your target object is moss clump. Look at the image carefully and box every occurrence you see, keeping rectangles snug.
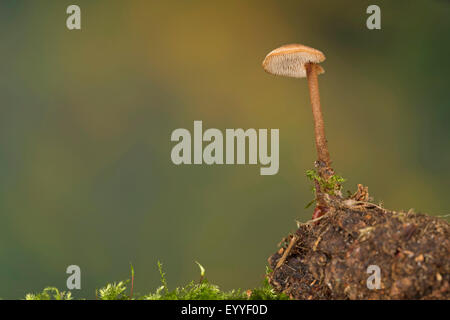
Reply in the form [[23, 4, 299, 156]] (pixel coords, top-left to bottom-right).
[[305, 169, 346, 208], [25, 287, 73, 300]]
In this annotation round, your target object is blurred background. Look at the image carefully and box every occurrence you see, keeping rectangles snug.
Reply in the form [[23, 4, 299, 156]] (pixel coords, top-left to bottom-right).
[[0, 0, 448, 299]]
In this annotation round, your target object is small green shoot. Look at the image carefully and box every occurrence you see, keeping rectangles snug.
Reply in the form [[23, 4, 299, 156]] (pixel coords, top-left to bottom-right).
[[195, 261, 206, 283], [130, 262, 135, 299]]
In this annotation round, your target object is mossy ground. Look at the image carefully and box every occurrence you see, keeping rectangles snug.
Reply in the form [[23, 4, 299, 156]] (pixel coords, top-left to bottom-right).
[[24, 263, 289, 300]]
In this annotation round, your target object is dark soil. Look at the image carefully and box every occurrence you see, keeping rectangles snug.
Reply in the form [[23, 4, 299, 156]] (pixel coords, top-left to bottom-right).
[[268, 195, 449, 299]]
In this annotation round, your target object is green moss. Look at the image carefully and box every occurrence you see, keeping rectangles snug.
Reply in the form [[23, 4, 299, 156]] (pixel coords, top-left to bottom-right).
[[96, 281, 129, 300], [25, 287, 73, 300], [23, 263, 288, 300], [305, 169, 346, 208]]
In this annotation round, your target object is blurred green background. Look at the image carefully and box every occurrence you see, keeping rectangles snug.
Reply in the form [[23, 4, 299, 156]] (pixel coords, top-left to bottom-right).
[[0, 0, 449, 299]]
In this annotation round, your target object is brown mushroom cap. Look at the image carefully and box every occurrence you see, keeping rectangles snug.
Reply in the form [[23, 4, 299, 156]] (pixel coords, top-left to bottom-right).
[[262, 44, 325, 78]]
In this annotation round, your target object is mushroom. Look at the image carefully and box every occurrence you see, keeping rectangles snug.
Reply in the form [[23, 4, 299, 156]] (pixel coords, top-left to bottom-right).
[[262, 44, 333, 180]]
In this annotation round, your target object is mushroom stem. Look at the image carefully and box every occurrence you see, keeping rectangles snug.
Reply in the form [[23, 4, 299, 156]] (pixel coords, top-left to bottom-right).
[[305, 63, 331, 174]]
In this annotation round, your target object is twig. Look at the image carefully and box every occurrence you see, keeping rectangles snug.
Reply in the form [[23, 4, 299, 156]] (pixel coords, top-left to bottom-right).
[[343, 199, 387, 213], [276, 235, 298, 269], [297, 213, 327, 227]]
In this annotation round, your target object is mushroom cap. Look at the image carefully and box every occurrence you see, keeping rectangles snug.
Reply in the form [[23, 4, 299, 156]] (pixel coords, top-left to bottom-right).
[[262, 44, 325, 78]]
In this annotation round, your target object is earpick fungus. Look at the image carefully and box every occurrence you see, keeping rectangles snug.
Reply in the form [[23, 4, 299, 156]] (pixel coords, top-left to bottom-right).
[[263, 44, 336, 218]]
